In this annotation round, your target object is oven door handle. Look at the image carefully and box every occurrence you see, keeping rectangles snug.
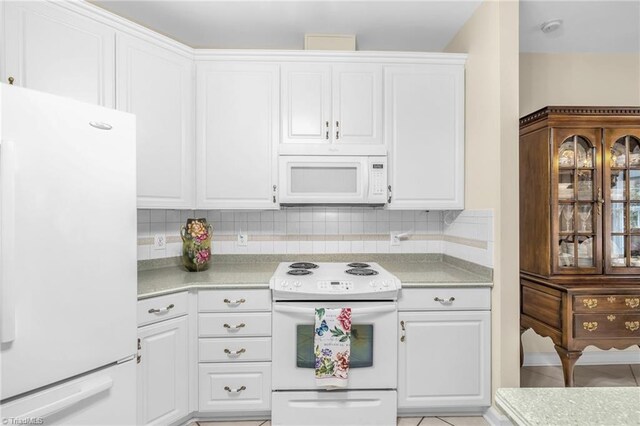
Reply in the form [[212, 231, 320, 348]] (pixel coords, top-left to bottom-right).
[[273, 304, 397, 315]]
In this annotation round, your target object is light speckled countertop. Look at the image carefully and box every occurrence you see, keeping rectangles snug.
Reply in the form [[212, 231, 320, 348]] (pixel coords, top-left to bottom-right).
[[496, 387, 640, 426], [138, 254, 492, 299]]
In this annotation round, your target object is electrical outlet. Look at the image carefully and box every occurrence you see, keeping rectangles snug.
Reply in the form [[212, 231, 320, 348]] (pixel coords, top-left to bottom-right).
[[237, 233, 248, 246], [390, 232, 401, 246], [153, 234, 166, 250]]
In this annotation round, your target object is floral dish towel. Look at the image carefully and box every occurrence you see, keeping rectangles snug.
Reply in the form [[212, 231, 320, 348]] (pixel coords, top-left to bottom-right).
[[314, 307, 351, 389]]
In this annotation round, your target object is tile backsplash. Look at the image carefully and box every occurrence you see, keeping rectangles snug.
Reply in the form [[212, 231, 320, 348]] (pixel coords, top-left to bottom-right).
[[137, 208, 494, 267]]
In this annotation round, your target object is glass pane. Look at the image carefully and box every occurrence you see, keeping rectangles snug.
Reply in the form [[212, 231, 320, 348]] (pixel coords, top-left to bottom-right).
[[611, 235, 627, 267], [631, 236, 640, 267], [291, 167, 357, 194], [559, 204, 574, 232], [631, 170, 640, 201], [576, 137, 593, 168], [558, 171, 574, 200], [296, 324, 373, 368], [630, 137, 640, 167], [558, 236, 575, 267], [577, 236, 594, 267], [559, 138, 575, 167], [577, 204, 593, 233], [611, 170, 627, 201], [611, 137, 627, 168], [577, 171, 593, 200], [630, 203, 640, 231], [611, 203, 627, 233]]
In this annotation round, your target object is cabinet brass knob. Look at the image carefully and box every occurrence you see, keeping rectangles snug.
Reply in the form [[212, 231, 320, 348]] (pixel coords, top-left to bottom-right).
[[625, 321, 639, 332], [625, 298, 639, 309], [8, 76, 14, 85], [582, 321, 598, 332], [582, 298, 598, 309]]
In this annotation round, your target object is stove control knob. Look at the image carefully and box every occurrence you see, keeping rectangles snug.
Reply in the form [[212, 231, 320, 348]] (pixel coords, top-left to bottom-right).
[[382, 281, 389, 287], [294, 281, 302, 287], [281, 281, 290, 288], [369, 281, 376, 287]]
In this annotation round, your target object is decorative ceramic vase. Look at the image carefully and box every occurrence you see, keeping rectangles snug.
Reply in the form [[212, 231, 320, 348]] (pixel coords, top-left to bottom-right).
[[180, 218, 212, 272]]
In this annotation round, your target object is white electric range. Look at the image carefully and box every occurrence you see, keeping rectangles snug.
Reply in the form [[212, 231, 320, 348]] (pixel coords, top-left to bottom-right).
[[270, 262, 401, 426]]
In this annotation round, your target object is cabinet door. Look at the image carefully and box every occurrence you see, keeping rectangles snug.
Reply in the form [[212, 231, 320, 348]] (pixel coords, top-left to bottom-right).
[[333, 64, 383, 145], [398, 311, 490, 409], [281, 63, 331, 145], [384, 65, 464, 210], [116, 34, 194, 208], [137, 316, 189, 426], [4, 1, 115, 107], [603, 128, 640, 274], [552, 128, 603, 275], [196, 62, 279, 209]]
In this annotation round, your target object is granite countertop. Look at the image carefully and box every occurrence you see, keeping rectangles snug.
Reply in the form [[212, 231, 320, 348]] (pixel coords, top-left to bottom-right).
[[138, 254, 493, 299], [496, 387, 640, 426]]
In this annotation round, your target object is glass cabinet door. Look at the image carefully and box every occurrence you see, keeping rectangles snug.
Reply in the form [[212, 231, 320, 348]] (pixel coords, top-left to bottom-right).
[[553, 129, 602, 274], [604, 129, 640, 274]]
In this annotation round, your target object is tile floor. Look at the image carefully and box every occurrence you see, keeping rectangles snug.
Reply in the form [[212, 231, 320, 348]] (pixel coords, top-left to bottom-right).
[[521, 363, 640, 387], [190, 364, 639, 426]]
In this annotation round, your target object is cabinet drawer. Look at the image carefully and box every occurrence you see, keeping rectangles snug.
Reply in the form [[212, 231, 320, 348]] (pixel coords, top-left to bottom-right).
[[398, 288, 491, 311], [199, 362, 271, 412], [199, 337, 271, 362], [199, 312, 272, 337], [574, 314, 640, 339], [198, 289, 271, 312], [573, 295, 640, 313], [137, 291, 188, 327]]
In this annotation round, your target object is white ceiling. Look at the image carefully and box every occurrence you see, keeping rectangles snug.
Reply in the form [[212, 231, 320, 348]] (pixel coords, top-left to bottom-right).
[[520, 0, 640, 53], [91, 1, 482, 51]]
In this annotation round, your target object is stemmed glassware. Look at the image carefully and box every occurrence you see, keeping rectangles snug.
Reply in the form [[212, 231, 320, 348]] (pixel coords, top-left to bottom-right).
[[578, 205, 592, 232], [561, 204, 574, 232]]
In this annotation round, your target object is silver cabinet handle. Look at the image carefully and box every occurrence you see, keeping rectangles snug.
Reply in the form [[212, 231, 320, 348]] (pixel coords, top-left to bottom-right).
[[148, 303, 175, 314], [223, 323, 246, 329], [224, 385, 246, 393], [400, 320, 405, 342], [387, 185, 392, 204], [434, 297, 455, 304], [224, 298, 246, 305], [224, 348, 246, 356], [335, 121, 340, 139]]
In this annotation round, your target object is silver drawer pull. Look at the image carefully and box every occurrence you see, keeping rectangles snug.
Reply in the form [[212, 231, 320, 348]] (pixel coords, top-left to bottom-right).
[[224, 385, 246, 393], [434, 297, 455, 304], [223, 323, 246, 329], [224, 298, 246, 305], [148, 303, 175, 314], [224, 348, 246, 356]]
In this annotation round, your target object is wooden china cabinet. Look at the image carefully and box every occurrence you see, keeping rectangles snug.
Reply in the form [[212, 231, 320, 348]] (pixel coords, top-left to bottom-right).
[[519, 107, 640, 387]]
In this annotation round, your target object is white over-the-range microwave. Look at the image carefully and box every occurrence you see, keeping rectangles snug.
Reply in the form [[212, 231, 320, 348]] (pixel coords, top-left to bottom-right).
[[278, 155, 388, 206]]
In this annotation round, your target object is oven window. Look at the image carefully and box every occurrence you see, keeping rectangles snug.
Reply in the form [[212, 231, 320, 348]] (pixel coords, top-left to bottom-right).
[[296, 324, 373, 368], [290, 167, 358, 194]]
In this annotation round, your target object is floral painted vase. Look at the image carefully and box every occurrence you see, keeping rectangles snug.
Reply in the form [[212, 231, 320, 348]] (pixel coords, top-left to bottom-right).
[[180, 218, 212, 272]]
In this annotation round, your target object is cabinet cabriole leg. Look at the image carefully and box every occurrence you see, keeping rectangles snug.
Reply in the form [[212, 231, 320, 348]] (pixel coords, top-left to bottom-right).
[[520, 326, 527, 367], [554, 345, 582, 387]]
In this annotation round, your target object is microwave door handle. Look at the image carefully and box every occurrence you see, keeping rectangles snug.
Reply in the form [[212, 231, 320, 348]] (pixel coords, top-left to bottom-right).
[[273, 304, 397, 315], [362, 159, 370, 201]]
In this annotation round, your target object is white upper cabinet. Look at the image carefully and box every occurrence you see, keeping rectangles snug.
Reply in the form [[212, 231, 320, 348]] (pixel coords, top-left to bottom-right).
[[196, 62, 280, 210], [385, 64, 465, 210], [280, 63, 384, 155], [3, 1, 115, 107], [116, 34, 195, 208]]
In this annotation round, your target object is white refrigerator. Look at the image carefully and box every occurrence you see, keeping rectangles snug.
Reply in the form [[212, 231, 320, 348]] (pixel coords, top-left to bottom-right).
[[0, 84, 137, 425]]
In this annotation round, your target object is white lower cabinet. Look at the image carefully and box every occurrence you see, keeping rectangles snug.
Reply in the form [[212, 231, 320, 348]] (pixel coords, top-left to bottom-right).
[[137, 315, 189, 425], [398, 288, 491, 412], [198, 288, 272, 415]]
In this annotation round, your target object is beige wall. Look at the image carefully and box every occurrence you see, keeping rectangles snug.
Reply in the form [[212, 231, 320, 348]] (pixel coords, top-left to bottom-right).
[[520, 53, 640, 116], [445, 0, 521, 400], [521, 52, 640, 356]]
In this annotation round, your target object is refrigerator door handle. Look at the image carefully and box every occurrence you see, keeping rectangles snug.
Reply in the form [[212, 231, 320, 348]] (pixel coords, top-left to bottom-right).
[[1, 139, 17, 344], [22, 375, 114, 419]]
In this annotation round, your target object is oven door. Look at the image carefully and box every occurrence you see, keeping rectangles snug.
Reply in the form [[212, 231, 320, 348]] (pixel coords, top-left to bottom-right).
[[272, 301, 397, 390]]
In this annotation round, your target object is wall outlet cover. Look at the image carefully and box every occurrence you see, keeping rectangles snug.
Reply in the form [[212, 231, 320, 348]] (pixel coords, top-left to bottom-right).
[[237, 233, 248, 246], [390, 232, 401, 246], [153, 234, 166, 250]]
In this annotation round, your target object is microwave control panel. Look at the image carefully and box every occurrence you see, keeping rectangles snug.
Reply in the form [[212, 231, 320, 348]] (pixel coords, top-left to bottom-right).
[[370, 162, 386, 196]]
